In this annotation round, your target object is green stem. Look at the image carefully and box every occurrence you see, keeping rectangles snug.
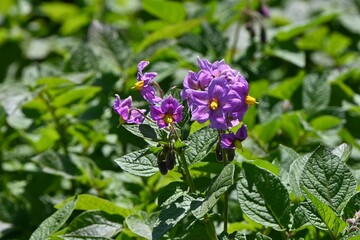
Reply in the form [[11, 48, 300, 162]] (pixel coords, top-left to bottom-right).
[[40, 92, 70, 158], [178, 152, 196, 193], [222, 148, 229, 235], [204, 215, 218, 240]]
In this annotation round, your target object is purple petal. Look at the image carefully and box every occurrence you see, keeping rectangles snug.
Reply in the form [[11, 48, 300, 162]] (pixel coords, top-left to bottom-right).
[[150, 105, 165, 121], [140, 86, 161, 104], [191, 105, 209, 123], [221, 133, 236, 149], [138, 61, 149, 74], [191, 90, 208, 105], [235, 124, 248, 141], [172, 105, 184, 122]]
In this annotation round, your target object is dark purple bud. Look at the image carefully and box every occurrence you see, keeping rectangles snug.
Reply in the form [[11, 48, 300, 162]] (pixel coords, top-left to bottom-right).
[[157, 150, 168, 175], [227, 149, 235, 161], [158, 160, 168, 175], [246, 22, 255, 39], [166, 149, 176, 170], [259, 4, 271, 18]]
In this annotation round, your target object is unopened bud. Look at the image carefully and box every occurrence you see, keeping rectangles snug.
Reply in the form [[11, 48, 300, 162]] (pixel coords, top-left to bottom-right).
[[259, 4, 271, 18], [158, 160, 168, 175], [227, 149, 235, 161], [246, 22, 255, 40], [216, 143, 223, 162], [166, 149, 176, 170], [157, 150, 168, 175]]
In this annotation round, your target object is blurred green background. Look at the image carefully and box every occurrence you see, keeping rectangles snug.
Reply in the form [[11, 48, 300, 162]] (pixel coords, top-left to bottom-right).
[[1, 0, 360, 239]]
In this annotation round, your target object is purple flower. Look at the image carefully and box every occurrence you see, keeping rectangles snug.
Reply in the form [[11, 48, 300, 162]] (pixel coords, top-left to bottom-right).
[[221, 124, 248, 149], [113, 94, 145, 124], [135, 61, 162, 104], [191, 77, 241, 129], [150, 95, 184, 128]]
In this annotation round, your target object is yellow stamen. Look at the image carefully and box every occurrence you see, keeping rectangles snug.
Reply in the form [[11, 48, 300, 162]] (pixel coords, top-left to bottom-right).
[[234, 140, 243, 150], [134, 80, 144, 90], [164, 114, 173, 124], [245, 95, 257, 105], [209, 99, 219, 110]]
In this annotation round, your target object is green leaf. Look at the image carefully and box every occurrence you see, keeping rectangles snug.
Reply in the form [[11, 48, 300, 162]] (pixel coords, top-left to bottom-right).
[[331, 143, 352, 163], [88, 20, 130, 68], [237, 162, 291, 230], [339, 230, 360, 240], [280, 112, 303, 146], [122, 124, 164, 143], [299, 201, 327, 230], [191, 164, 234, 219], [289, 155, 310, 198], [65, 44, 97, 72], [125, 212, 153, 240], [266, 48, 305, 68], [114, 148, 158, 177], [52, 86, 102, 107], [138, 18, 203, 51], [309, 115, 342, 131], [302, 74, 330, 115], [343, 192, 360, 219], [142, 0, 186, 24], [268, 71, 304, 100], [40, 2, 79, 22], [275, 12, 337, 41], [152, 194, 194, 240], [55, 194, 132, 217], [30, 198, 76, 240], [299, 145, 357, 212], [253, 117, 281, 145], [292, 204, 311, 231], [302, 187, 347, 238], [65, 210, 123, 238], [184, 127, 218, 164]]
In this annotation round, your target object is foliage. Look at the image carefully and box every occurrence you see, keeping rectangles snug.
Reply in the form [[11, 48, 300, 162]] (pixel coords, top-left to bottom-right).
[[1, 0, 360, 239]]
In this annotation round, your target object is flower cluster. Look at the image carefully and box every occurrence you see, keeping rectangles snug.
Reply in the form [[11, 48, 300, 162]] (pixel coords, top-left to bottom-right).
[[113, 61, 183, 129], [181, 57, 256, 150], [113, 58, 256, 173]]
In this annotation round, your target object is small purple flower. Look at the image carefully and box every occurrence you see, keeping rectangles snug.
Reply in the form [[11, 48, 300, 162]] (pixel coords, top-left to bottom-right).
[[135, 61, 162, 104], [191, 77, 241, 129], [113, 94, 145, 124], [221, 124, 248, 149], [150, 95, 184, 128]]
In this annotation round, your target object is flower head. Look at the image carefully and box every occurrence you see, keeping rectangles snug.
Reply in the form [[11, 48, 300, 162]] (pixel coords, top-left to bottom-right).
[[113, 94, 145, 124], [191, 77, 241, 129], [221, 124, 248, 149], [182, 57, 256, 130], [150, 95, 184, 128], [136, 61, 162, 104]]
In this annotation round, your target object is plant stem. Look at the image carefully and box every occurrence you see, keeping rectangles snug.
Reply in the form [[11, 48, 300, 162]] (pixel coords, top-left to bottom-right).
[[204, 215, 218, 240], [222, 148, 229, 235], [178, 152, 196, 193]]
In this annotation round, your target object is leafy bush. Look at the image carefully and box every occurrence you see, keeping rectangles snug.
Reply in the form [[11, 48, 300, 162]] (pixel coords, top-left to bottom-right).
[[0, 0, 360, 239]]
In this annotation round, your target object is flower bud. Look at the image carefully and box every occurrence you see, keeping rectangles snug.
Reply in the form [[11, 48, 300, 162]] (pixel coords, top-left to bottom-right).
[[258, 4, 270, 18], [246, 21, 255, 40], [227, 149, 235, 161], [158, 160, 168, 175], [166, 149, 176, 170], [157, 150, 168, 175]]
